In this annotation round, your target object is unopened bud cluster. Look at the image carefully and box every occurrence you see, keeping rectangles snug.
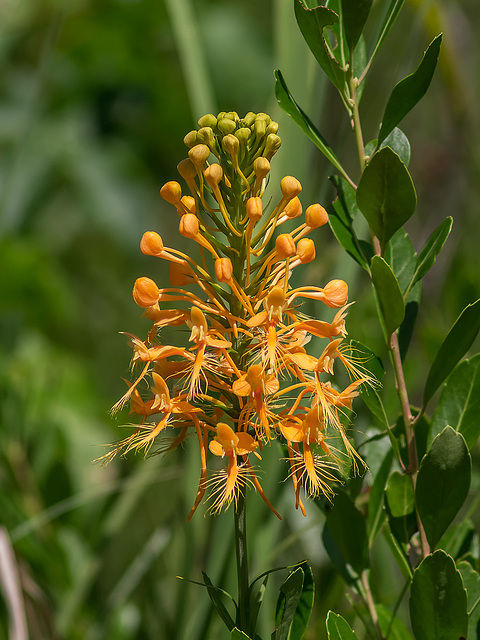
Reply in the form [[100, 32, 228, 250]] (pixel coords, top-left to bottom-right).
[[100, 112, 371, 520]]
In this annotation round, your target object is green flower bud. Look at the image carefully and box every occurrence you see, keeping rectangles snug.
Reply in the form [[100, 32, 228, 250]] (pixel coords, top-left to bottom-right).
[[223, 111, 239, 122], [255, 112, 271, 125], [183, 130, 198, 148], [242, 112, 256, 127], [188, 144, 210, 167], [197, 126, 215, 148], [264, 133, 282, 159], [266, 121, 279, 135], [217, 118, 237, 135], [254, 119, 266, 139], [235, 127, 251, 144], [197, 113, 217, 129], [222, 133, 239, 155]]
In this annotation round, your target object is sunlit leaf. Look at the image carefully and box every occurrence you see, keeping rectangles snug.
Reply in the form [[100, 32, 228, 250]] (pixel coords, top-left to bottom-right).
[[356, 147, 417, 251], [416, 427, 471, 550], [378, 34, 443, 145], [326, 611, 359, 639], [410, 550, 468, 640], [423, 298, 480, 407]]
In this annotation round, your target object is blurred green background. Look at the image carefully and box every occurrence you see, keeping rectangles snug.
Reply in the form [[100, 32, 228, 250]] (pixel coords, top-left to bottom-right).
[[1, 0, 479, 638]]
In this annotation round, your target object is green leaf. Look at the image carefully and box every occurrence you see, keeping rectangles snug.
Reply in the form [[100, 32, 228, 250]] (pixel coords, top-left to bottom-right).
[[368, 449, 394, 544], [289, 562, 315, 640], [328, 176, 372, 270], [273, 567, 304, 640], [376, 604, 414, 640], [423, 298, 480, 407], [416, 427, 471, 550], [231, 629, 252, 640], [371, 256, 405, 336], [439, 518, 475, 560], [379, 127, 411, 166], [356, 147, 417, 251], [407, 217, 453, 295], [409, 550, 468, 640], [378, 34, 443, 145], [324, 490, 369, 575], [326, 611, 359, 639], [385, 229, 416, 293], [202, 571, 235, 631], [398, 281, 421, 361], [429, 354, 480, 450], [385, 472, 414, 518], [294, 1, 346, 90], [457, 561, 480, 631], [341, 0, 372, 53], [368, 0, 406, 68], [350, 340, 387, 426], [274, 69, 348, 179]]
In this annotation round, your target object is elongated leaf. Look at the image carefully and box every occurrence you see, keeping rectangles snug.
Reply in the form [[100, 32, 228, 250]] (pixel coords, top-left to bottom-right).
[[371, 256, 405, 336], [294, 1, 346, 90], [368, 449, 393, 543], [410, 550, 468, 640], [458, 560, 480, 640], [423, 298, 480, 406], [326, 611, 359, 639], [378, 34, 443, 145], [416, 427, 471, 550], [407, 217, 453, 294], [385, 229, 416, 293], [398, 281, 421, 361], [356, 147, 417, 250], [385, 471, 414, 518], [380, 127, 411, 166], [202, 571, 235, 631], [289, 562, 315, 640], [324, 491, 369, 575], [273, 567, 304, 640], [429, 354, 480, 450], [376, 604, 414, 640], [231, 629, 251, 640], [328, 176, 372, 270], [368, 0, 406, 68], [274, 69, 348, 179], [341, 0, 372, 52]]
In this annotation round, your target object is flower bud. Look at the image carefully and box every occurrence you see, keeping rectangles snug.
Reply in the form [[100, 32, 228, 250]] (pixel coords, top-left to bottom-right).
[[305, 203, 328, 228], [197, 126, 215, 148], [222, 133, 239, 155], [254, 119, 266, 139], [179, 214, 199, 239], [246, 197, 263, 222], [132, 277, 160, 308], [266, 121, 279, 135], [217, 117, 236, 135], [197, 113, 217, 129], [169, 261, 194, 286], [242, 112, 256, 127], [224, 111, 239, 122], [140, 231, 164, 256], [183, 130, 197, 148], [296, 238, 316, 264], [214, 257, 233, 283], [276, 233, 296, 259], [235, 127, 251, 144], [322, 279, 348, 308], [253, 157, 270, 181], [180, 195, 196, 214], [283, 196, 302, 219], [160, 181, 182, 205], [214, 422, 239, 455], [188, 143, 210, 167], [280, 176, 302, 200], [256, 112, 271, 125], [177, 158, 197, 181], [264, 133, 282, 159], [204, 163, 223, 189]]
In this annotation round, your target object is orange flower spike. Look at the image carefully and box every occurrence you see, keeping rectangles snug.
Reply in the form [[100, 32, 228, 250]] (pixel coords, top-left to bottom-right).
[[246, 365, 273, 440]]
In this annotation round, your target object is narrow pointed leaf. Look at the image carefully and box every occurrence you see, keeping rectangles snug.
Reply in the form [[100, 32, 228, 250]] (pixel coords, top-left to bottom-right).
[[341, 0, 372, 52], [326, 611, 359, 639], [407, 217, 453, 293], [371, 256, 405, 336], [378, 34, 442, 145], [385, 229, 416, 293], [423, 298, 480, 406], [275, 70, 348, 180], [202, 571, 235, 631], [273, 567, 304, 640], [416, 427, 471, 550], [294, 1, 346, 90], [328, 176, 372, 270], [356, 147, 417, 250], [429, 354, 480, 450], [289, 562, 315, 640], [410, 550, 468, 640]]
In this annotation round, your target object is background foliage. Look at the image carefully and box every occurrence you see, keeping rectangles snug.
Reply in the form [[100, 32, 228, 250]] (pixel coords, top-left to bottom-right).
[[1, 0, 479, 638]]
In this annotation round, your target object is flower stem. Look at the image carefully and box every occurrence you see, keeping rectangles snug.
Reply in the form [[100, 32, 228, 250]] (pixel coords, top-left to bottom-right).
[[234, 489, 250, 634]]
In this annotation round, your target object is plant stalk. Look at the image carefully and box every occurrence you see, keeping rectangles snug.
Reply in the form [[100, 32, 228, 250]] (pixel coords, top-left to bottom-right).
[[234, 490, 250, 634]]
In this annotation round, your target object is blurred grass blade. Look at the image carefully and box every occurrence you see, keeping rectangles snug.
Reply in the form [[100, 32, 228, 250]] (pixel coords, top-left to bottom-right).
[[164, 0, 216, 118], [364, 0, 405, 76], [0, 527, 28, 640]]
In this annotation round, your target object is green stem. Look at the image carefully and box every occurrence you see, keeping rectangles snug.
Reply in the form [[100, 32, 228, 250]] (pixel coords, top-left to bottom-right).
[[347, 58, 366, 173], [234, 490, 250, 634]]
